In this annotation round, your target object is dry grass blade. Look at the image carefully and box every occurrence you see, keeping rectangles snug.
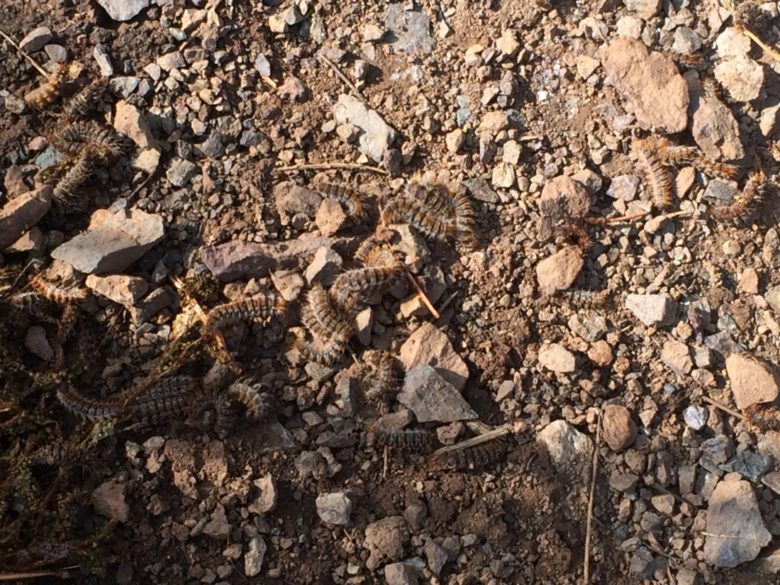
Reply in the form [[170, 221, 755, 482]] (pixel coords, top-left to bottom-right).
[[275, 162, 387, 175], [0, 566, 79, 581], [0, 27, 51, 79], [584, 408, 602, 584], [404, 271, 440, 319], [317, 53, 367, 105], [430, 425, 511, 458]]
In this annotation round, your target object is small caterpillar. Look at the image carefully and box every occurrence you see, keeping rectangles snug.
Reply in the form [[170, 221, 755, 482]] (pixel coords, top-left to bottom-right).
[[228, 381, 274, 421], [744, 402, 780, 432], [56, 386, 117, 422], [450, 188, 477, 246], [364, 351, 403, 404], [294, 330, 351, 366], [24, 64, 69, 108], [381, 197, 457, 242], [64, 78, 108, 119], [29, 273, 89, 304], [560, 288, 612, 308], [711, 170, 769, 224], [314, 181, 367, 220], [428, 438, 507, 471], [204, 292, 287, 335], [330, 265, 400, 314], [51, 121, 126, 161], [631, 138, 674, 209], [374, 427, 438, 452], [214, 395, 242, 438], [52, 149, 101, 204], [655, 138, 740, 181]]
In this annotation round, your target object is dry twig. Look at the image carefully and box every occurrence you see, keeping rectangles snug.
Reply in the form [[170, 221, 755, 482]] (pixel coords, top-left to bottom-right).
[[0, 28, 51, 79], [274, 162, 387, 175], [317, 53, 367, 105], [405, 271, 440, 319], [701, 395, 745, 421], [584, 408, 602, 584]]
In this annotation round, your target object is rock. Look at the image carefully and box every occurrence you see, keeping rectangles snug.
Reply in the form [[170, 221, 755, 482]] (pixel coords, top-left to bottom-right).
[[672, 27, 702, 54], [576, 54, 600, 79], [676, 568, 700, 585], [296, 451, 328, 481], [767, 286, 780, 314], [625, 294, 677, 327], [384, 4, 434, 53], [715, 28, 751, 59], [271, 270, 304, 302], [85, 274, 148, 307], [722, 451, 772, 482], [316, 492, 353, 526], [479, 111, 510, 134], [0, 186, 52, 249], [304, 246, 343, 285], [661, 339, 693, 374], [491, 162, 516, 188], [278, 76, 308, 102], [703, 179, 738, 203], [364, 516, 410, 571], [333, 94, 396, 163], [51, 207, 164, 275], [568, 313, 607, 342], [538, 176, 590, 238], [704, 479, 771, 567], [315, 198, 347, 236], [24, 326, 53, 361], [203, 505, 230, 540], [684, 405, 707, 430], [610, 470, 639, 491], [362, 23, 385, 42], [157, 51, 185, 72], [244, 536, 266, 577], [248, 474, 277, 515], [738, 267, 759, 294], [399, 322, 469, 390], [166, 158, 198, 187], [92, 479, 129, 522], [19, 27, 52, 53], [93, 43, 114, 76], [7, 227, 45, 254], [114, 100, 159, 148], [692, 96, 744, 161], [199, 132, 224, 158], [538, 344, 576, 373], [536, 246, 583, 296], [600, 38, 688, 133], [537, 420, 593, 471], [607, 174, 639, 201], [201, 233, 349, 281], [425, 540, 448, 576], [385, 562, 419, 585], [588, 340, 613, 365], [274, 182, 322, 224], [445, 128, 464, 153], [602, 405, 637, 451], [129, 287, 174, 325], [398, 365, 477, 423], [132, 148, 160, 173], [760, 104, 780, 137], [651, 494, 675, 516], [725, 353, 780, 410], [97, 0, 149, 21], [496, 29, 520, 56], [45, 44, 67, 63], [714, 56, 764, 102], [623, 0, 661, 19], [616, 15, 643, 39]]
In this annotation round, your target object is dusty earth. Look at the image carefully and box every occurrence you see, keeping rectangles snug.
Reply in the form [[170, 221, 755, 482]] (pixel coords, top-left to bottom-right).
[[2, 0, 780, 584]]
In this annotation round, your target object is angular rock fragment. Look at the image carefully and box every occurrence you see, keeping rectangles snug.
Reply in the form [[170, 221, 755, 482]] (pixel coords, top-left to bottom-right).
[[244, 536, 267, 577], [0, 186, 52, 249], [97, 0, 149, 21], [625, 294, 677, 327], [602, 405, 637, 451], [725, 352, 780, 410], [538, 420, 592, 473], [85, 274, 148, 307], [536, 246, 584, 296], [92, 479, 129, 522], [316, 492, 353, 526], [691, 95, 744, 161], [333, 94, 396, 162], [398, 365, 477, 423], [399, 323, 469, 390], [538, 343, 577, 373]]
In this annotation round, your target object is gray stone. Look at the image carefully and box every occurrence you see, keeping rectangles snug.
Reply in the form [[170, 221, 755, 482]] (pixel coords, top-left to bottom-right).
[[244, 536, 266, 577], [129, 287, 175, 325], [199, 132, 224, 158], [384, 4, 434, 53], [203, 505, 230, 539], [24, 326, 53, 361], [625, 294, 677, 327], [692, 95, 745, 161], [463, 178, 498, 204], [623, 0, 661, 19], [398, 365, 476, 423], [316, 492, 353, 526], [568, 312, 607, 341], [166, 158, 198, 187], [684, 405, 707, 430], [92, 479, 129, 522], [704, 479, 771, 567], [365, 516, 410, 570], [51, 207, 164, 275], [424, 540, 448, 576], [0, 186, 52, 249], [254, 54, 271, 77], [274, 182, 322, 224], [607, 174, 640, 201], [537, 420, 593, 471], [19, 27, 52, 53], [714, 55, 764, 102], [333, 94, 396, 163], [97, 0, 149, 21], [701, 435, 734, 466], [672, 27, 702, 54], [296, 451, 328, 481], [703, 180, 739, 203], [304, 246, 343, 285], [157, 51, 185, 72], [384, 562, 419, 585], [722, 451, 773, 482], [93, 43, 114, 77]]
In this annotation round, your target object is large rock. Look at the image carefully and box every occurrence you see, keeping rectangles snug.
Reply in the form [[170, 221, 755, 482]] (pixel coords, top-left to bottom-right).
[[692, 95, 744, 161], [0, 186, 52, 249], [51, 207, 164, 275], [625, 294, 677, 327], [398, 365, 477, 423], [385, 4, 434, 53], [725, 353, 780, 410], [399, 322, 469, 390], [704, 479, 771, 567], [601, 38, 688, 133], [536, 246, 583, 296], [97, 0, 149, 21], [333, 94, 396, 162], [538, 176, 590, 239]]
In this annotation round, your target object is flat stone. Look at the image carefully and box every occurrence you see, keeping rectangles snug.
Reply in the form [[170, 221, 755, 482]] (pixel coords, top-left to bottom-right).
[[479, 111, 510, 134], [244, 536, 266, 577], [128, 287, 174, 325], [44, 44, 67, 63], [576, 54, 600, 79], [602, 404, 637, 451], [536, 246, 583, 296], [398, 365, 477, 423], [316, 492, 353, 526], [607, 174, 640, 201], [0, 186, 52, 249], [625, 294, 677, 327], [714, 55, 764, 102], [166, 158, 198, 188], [51, 207, 164, 275], [692, 95, 745, 161], [274, 182, 322, 224], [399, 322, 469, 390], [760, 104, 780, 137], [767, 286, 780, 314], [715, 27, 751, 59], [384, 4, 434, 53], [362, 23, 385, 42], [7, 227, 45, 254], [537, 420, 593, 472], [131, 148, 160, 174], [738, 268, 759, 295], [661, 339, 693, 374], [97, 0, 149, 21], [248, 474, 277, 515], [491, 162, 516, 189], [424, 540, 448, 576], [85, 274, 149, 307], [601, 37, 688, 133], [726, 352, 780, 410], [385, 562, 419, 585], [672, 27, 702, 54], [704, 479, 771, 567], [333, 94, 396, 163], [304, 246, 343, 285], [538, 343, 577, 373], [92, 479, 129, 522], [20, 27, 53, 53], [538, 176, 590, 239]]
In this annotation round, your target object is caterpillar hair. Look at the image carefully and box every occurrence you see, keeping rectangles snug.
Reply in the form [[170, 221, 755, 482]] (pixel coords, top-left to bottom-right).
[[301, 284, 353, 340], [363, 351, 403, 404], [51, 120, 126, 161], [381, 197, 457, 242], [228, 381, 274, 421], [428, 437, 507, 471], [314, 180, 367, 220], [711, 170, 769, 224], [558, 221, 592, 255], [631, 138, 674, 209], [330, 265, 400, 315], [745, 402, 780, 432], [294, 329, 350, 366], [64, 78, 108, 119], [374, 427, 438, 453], [52, 149, 101, 204]]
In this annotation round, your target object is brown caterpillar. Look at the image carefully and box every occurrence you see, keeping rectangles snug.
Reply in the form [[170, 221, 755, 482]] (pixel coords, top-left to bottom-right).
[[655, 138, 740, 181], [56, 386, 117, 422], [213, 394, 242, 438], [744, 402, 780, 432], [28, 273, 89, 304], [64, 78, 108, 119], [204, 291, 287, 335], [51, 121, 126, 161], [364, 351, 403, 404], [450, 188, 477, 246], [711, 170, 769, 224], [52, 304, 79, 369], [631, 138, 674, 209], [23, 64, 69, 108], [560, 287, 612, 308], [330, 265, 401, 315], [294, 327, 351, 366], [428, 438, 507, 471], [381, 197, 457, 242], [374, 427, 438, 452], [52, 149, 101, 204], [300, 284, 351, 341], [228, 381, 274, 421], [314, 181, 367, 220]]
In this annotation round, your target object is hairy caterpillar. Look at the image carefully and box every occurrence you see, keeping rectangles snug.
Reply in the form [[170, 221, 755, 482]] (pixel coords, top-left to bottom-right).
[[711, 170, 769, 224], [24, 64, 69, 109], [631, 138, 674, 209], [51, 120, 126, 161], [428, 437, 507, 471], [558, 222, 592, 255], [29, 273, 89, 304], [363, 351, 403, 404], [300, 284, 351, 341], [228, 381, 274, 421], [64, 78, 108, 119], [56, 386, 117, 422], [314, 180, 367, 220], [381, 196, 457, 242], [374, 427, 438, 452], [744, 402, 780, 432], [51, 149, 101, 204], [204, 292, 287, 335]]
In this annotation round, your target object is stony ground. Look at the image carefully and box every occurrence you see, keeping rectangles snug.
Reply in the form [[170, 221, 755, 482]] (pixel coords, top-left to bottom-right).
[[2, 0, 780, 584]]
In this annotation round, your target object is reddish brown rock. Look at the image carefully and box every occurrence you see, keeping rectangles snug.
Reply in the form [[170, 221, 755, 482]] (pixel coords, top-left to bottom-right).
[[399, 322, 469, 390], [0, 186, 52, 249], [536, 246, 584, 296], [726, 353, 780, 410], [602, 404, 637, 451]]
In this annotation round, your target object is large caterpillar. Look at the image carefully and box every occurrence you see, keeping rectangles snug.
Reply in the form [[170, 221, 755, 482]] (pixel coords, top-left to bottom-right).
[[300, 284, 351, 341], [381, 196, 457, 242], [24, 63, 69, 109], [313, 180, 367, 220], [51, 149, 102, 204], [363, 351, 403, 405], [428, 438, 508, 471], [64, 78, 108, 120], [631, 138, 674, 209], [56, 386, 117, 422], [204, 291, 287, 335], [374, 427, 438, 453], [744, 402, 780, 432], [228, 381, 274, 421], [711, 170, 769, 224], [28, 273, 89, 304], [50, 120, 126, 162]]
